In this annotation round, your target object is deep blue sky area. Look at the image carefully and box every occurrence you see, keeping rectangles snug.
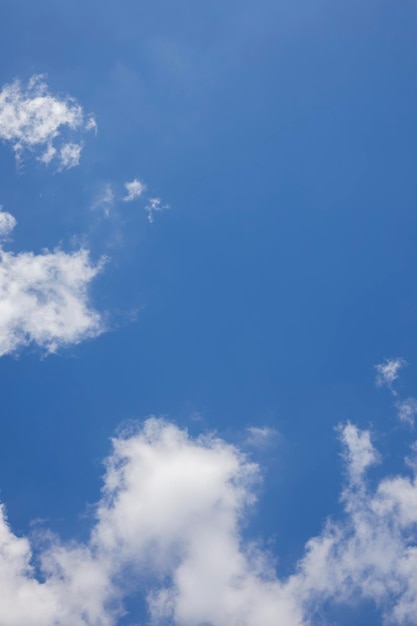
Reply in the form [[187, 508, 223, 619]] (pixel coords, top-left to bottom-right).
[[0, 1, 417, 625]]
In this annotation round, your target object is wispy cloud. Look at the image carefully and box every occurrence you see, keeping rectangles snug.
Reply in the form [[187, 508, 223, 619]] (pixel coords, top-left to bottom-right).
[[122, 178, 146, 202], [396, 397, 417, 426], [58, 142, 83, 170], [92, 180, 170, 228], [145, 197, 169, 223], [375, 357, 417, 426], [0, 211, 105, 356], [0, 75, 96, 169], [91, 183, 116, 217], [375, 357, 406, 395], [246, 426, 279, 449]]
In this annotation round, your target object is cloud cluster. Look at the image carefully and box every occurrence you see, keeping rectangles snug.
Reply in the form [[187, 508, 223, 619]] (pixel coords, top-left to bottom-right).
[[0, 75, 96, 169], [0, 210, 104, 356], [92, 181, 169, 225], [91, 184, 116, 217], [0, 418, 417, 625]]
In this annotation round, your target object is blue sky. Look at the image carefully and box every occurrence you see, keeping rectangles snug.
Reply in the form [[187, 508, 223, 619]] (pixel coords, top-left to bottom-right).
[[0, 1, 417, 624]]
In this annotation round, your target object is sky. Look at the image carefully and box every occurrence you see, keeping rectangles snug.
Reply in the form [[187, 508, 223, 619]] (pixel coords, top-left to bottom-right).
[[0, 0, 417, 624]]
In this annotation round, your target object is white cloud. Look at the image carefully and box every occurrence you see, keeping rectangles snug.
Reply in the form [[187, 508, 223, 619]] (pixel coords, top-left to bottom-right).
[[0, 419, 304, 626], [0, 208, 17, 239], [145, 197, 169, 223], [1, 419, 417, 624], [122, 179, 146, 202], [396, 398, 417, 426], [0, 212, 104, 356], [375, 357, 406, 394], [0, 74, 96, 169], [295, 423, 417, 624], [59, 142, 83, 170]]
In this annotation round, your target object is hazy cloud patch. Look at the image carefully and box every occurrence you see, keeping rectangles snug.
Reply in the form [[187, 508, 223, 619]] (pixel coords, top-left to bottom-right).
[[91, 184, 116, 217]]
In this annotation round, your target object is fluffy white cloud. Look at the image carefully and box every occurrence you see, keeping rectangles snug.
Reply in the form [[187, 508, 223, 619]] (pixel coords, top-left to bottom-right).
[[122, 179, 146, 202], [0, 212, 104, 356], [1, 419, 417, 625], [0, 75, 96, 169], [375, 357, 406, 394], [0, 419, 304, 626]]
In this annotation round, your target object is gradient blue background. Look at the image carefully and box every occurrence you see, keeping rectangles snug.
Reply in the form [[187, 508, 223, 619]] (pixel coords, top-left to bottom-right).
[[1, 1, 417, 623]]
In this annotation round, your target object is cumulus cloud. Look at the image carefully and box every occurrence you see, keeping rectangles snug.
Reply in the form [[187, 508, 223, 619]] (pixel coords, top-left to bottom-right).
[[1, 419, 417, 624], [0, 75, 96, 169], [296, 423, 417, 625], [0, 212, 104, 356], [375, 357, 406, 394], [145, 197, 169, 223], [122, 179, 146, 202], [0, 419, 303, 626]]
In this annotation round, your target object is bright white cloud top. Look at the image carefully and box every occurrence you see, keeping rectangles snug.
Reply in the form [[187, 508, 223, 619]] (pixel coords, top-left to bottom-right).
[[0, 211, 104, 356], [123, 178, 146, 202], [0, 75, 96, 169], [0, 418, 416, 625]]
